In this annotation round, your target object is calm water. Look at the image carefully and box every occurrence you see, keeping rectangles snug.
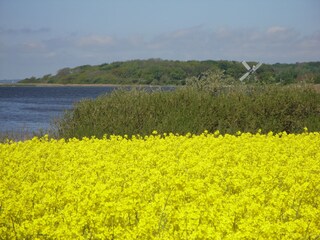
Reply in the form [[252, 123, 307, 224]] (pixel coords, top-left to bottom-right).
[[0, 86, 117, 133]]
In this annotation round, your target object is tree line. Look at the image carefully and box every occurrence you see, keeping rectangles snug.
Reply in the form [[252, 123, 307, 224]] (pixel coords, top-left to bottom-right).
[[20, 59, 320, 85]]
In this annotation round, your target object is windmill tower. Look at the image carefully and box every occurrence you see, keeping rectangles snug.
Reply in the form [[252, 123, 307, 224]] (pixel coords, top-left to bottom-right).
[[239, 61, 263, 82]]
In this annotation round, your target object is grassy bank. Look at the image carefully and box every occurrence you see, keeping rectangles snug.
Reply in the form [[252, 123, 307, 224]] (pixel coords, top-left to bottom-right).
[[0, 128, 49, 143], [54, 84, 320, 139]]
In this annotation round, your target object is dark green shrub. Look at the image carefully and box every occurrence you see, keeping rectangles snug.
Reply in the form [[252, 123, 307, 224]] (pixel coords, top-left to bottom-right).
[[54, 85, 320, 139]]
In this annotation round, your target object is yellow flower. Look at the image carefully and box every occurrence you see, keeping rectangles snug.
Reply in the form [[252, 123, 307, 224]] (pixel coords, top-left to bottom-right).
[[1, 131, 319, 239]]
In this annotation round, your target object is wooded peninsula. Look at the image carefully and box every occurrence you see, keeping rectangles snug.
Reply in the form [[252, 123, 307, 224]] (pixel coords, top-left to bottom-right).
[[20, 59, 320, 85]]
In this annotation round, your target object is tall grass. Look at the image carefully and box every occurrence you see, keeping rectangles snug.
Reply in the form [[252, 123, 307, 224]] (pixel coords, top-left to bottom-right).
[[0, 128, 48, 142], [54, 84, 320, 139]]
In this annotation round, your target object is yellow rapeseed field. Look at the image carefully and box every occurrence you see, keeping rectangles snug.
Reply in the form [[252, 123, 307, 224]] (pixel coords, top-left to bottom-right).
[[1, 131, 319, 239]]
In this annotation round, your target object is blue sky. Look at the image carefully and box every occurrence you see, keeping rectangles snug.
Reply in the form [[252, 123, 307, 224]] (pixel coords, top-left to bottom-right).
[[0, 0, 319, 79]]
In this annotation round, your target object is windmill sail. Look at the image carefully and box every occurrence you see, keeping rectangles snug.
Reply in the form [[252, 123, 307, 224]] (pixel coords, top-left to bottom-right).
[[239, 61, 263, 81], [240, 72, 250, 81], [242, 61, 251, 71], [254, 62, 262, 71]]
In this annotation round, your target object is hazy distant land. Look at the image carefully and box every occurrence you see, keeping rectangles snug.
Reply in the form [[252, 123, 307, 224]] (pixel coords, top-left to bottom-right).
[[18, 59, 320, 86]]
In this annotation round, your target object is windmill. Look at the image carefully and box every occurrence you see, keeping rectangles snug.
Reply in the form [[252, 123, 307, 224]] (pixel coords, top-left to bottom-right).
[[239, 61, 262, 81]]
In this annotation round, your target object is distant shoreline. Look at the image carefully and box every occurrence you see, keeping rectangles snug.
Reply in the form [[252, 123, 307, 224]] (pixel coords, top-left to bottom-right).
[[0, 82, 319, 92], [0, 83, 170, 88]]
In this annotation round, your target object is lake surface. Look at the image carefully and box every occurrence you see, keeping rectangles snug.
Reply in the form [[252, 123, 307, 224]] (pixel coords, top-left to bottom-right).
[[0, 86, 118, 134]]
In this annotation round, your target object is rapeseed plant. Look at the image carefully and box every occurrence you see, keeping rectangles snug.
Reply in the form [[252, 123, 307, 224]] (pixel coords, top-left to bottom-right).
[[0, 132, 319, 239]]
